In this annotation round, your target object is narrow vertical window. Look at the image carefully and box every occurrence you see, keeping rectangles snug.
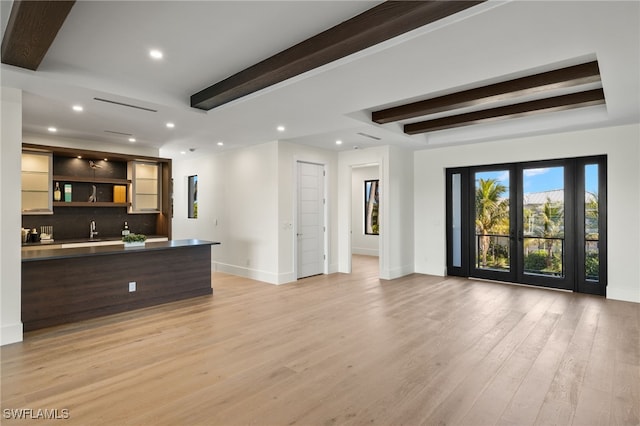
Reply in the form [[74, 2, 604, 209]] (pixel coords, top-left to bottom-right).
[[584, 164, 599, 281], [188, 175, 198, 219], [451, 173, 462, 267], [364, 180, 379, 235]]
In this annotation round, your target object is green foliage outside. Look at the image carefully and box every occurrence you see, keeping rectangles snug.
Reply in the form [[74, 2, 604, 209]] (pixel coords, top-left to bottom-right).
[[474, 177, 600, 280], [585, 252, 599, 280], [523, 250, 562, 276]]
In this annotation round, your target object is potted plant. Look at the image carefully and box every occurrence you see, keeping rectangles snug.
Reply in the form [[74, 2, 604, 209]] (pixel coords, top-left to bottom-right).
[[122, 233, 147, 248]]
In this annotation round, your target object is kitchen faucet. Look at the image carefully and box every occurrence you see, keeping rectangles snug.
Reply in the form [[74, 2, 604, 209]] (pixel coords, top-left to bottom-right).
[[89, 220, 98, 239]]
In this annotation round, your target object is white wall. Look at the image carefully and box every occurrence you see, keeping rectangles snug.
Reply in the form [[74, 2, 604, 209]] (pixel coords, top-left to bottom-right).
[[1, 87, 23, 345], [167, 141, 339, 285], [385, 145, 415, 278], [204, 142, 280, 283], [352, 165, 379, 256], [167, 151, 227, 271], [414, 123, 640, 303]]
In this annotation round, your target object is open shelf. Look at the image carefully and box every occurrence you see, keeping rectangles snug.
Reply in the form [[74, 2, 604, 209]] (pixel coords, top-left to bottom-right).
[[53, 202, 130, 208], [53, 175, 131, 185]]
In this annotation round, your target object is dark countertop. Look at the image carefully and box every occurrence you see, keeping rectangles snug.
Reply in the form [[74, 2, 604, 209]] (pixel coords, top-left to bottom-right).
[[22, 239, 221, 262], [21, 235, 167, 247]]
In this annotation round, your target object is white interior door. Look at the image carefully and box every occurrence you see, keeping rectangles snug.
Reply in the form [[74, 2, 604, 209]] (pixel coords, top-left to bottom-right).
[[297, 161, 325, 279]]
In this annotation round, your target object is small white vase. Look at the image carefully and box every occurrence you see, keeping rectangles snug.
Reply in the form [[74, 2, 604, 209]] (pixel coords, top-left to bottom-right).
[[124, 241, 145, 248]]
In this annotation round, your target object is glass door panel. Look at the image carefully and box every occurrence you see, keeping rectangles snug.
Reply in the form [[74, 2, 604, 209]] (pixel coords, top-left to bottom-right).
[[578, 160, 605, 296], [471, 168, 515, 281], [451, 173, 462, 268], [521, 166, 565, 278], [517, 162, 573, 290], [584, 164, 599, 281]]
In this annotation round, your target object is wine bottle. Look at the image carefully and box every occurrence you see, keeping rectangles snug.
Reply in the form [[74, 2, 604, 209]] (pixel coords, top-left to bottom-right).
[[121, 221, 130, 236], [54, 182, 61, 201]]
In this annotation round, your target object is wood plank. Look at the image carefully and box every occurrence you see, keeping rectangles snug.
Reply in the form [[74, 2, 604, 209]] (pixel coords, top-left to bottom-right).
[[404, 88, 606, 135], [372, 61, 601, 124], [2, 256, 638, 425], [190, 1, 485, 110], [1, 1, 75, 70]]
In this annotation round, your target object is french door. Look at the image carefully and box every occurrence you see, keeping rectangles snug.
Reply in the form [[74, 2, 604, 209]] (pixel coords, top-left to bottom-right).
[[446, 156, 606, 295]]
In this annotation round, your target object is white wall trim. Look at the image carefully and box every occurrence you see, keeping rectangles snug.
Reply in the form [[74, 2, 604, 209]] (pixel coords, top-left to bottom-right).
[[352, 248, 379, 256], [1, 323, 23, 346], [215, 262, 282, 285], [381, 263, 415, 281], [1, 86, 24, 346]]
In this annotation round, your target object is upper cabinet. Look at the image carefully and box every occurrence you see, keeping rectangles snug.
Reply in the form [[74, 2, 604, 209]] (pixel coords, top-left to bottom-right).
[[21, 143, 172, 238], [129, 161, 160, 213], [21, 151, 53, 215]]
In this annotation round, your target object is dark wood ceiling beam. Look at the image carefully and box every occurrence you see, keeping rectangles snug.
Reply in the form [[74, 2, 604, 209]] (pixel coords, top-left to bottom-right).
[[1, 0, 75, 70], [373, 61, 601, 124], [191, 1, 485, 111], [403, 88, 605, 135]]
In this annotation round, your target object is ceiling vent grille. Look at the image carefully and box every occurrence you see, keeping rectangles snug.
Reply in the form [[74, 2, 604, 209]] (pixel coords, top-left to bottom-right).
[[94, 97, 157, 112], [357, 132, 382, 140]]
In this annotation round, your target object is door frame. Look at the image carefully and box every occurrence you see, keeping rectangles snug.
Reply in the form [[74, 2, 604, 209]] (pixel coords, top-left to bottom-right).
[[515, 159, 574, 290], [446, 155, 607, 295], [467, 163, 517, 283]]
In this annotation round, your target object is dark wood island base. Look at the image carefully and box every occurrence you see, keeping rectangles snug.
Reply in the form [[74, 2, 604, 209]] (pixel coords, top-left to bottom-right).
[[22, 239, 219, 332]]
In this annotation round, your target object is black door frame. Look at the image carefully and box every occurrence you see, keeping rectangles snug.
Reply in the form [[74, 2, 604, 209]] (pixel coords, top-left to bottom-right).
[[467, 164, 517, 283], [446, 155, 607, 296], [516, 159, 574, 291]]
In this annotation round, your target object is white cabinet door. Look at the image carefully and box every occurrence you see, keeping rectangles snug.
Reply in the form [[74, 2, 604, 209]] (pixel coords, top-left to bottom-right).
[[22, 151, 52, 214], [128, 161, 160, 212]]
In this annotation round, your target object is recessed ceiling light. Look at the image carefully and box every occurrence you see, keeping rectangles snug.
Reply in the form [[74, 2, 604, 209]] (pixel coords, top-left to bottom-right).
[[128, 138, 136, 143], [217, 142, 224, 146], [166, 122, 175, 129], [72, 105, 83, 112], [48, 127, 57, 132], [77, 155, 82, 159], [149, 49, 163, 60], [180, 151, 186, 155], [336, 140, 343, 145], [277, 125, 285, 132], [103, 158, 108, 162]]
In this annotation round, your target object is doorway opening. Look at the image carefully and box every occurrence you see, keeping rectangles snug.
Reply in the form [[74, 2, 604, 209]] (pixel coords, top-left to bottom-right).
[[351, 164, 380, 277]]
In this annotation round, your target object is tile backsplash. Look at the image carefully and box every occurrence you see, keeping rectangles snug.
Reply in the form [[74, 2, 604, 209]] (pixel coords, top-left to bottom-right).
[[22, 208, 159, 240]]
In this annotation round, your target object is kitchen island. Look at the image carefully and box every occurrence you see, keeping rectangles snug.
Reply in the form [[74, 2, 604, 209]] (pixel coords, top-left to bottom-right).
[[22, 239, 219, 331]]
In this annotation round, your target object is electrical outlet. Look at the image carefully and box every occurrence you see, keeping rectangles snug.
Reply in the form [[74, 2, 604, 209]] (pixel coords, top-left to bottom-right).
[[128, 281, 136, 292]]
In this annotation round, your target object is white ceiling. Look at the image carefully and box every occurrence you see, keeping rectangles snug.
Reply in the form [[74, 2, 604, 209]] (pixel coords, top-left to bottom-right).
[[1, 0, 639, 158]]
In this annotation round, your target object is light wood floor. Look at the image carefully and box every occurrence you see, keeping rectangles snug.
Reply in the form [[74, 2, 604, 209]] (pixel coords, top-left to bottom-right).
[[2, 255, 639, 425]]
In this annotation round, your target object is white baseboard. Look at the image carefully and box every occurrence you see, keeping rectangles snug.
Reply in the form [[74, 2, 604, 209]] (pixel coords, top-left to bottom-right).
[[214, 262, 295, 285], [352, 248, 379, 256], [1, 322, 23, 346], [380, 263, 414, 280]]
